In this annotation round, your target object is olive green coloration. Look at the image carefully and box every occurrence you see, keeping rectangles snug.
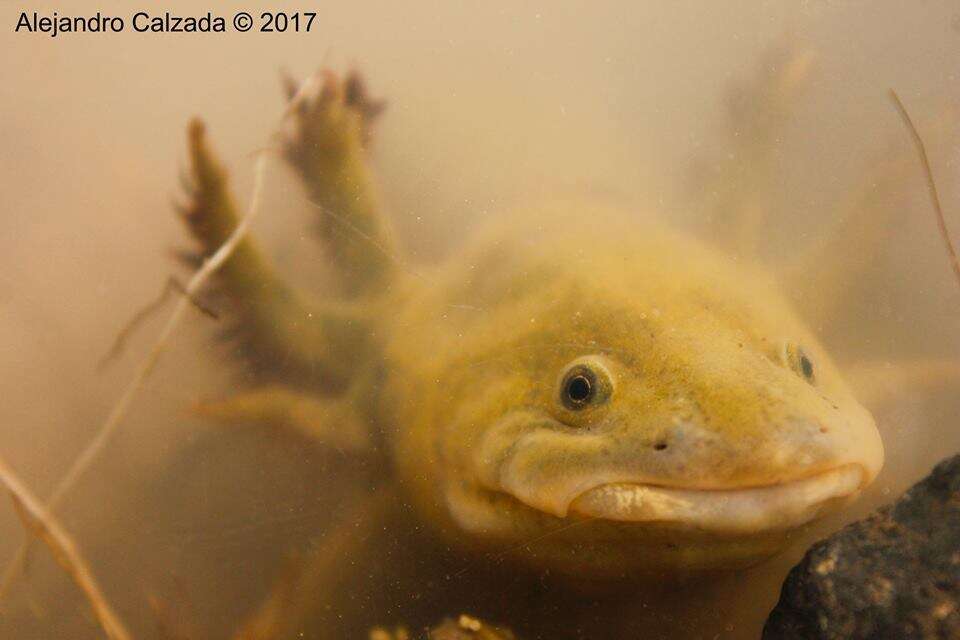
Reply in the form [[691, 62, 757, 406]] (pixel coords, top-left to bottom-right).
[[384, 204, 881, 576], [178, 51, 892, 600]]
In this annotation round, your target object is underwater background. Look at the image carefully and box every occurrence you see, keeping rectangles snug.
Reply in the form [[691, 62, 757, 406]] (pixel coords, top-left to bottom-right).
[[2, 1, 960, 637]]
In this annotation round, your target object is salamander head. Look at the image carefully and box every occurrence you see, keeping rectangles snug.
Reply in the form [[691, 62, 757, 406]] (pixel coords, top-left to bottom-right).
[[417, 215, 883, 578]]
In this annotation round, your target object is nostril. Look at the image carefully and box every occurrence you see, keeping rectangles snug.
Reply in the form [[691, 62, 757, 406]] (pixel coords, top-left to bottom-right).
[[654, 441, 668, 451]]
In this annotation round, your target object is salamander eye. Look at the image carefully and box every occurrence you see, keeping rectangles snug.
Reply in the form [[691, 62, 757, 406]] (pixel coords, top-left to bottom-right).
[[559, 359, 612, 410], [783, 342, 815, 384], [562, 368, 596, 408]]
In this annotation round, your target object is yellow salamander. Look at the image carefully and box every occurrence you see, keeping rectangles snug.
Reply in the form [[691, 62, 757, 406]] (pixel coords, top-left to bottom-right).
[[384, 204, 882, 577], [177, 54, 889, 634]]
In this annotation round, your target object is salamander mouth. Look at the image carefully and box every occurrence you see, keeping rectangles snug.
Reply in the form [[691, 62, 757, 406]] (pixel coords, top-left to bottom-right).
[[566, 465, 864, 534]]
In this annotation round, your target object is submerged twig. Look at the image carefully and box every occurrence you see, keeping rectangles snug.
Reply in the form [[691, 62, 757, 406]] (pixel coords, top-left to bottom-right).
[[98, 276, 219, 371], [0, 454, 131, 640], [0, 153, 269, 602], [0, 76, 325, 603], [889, 89, 960, 290]]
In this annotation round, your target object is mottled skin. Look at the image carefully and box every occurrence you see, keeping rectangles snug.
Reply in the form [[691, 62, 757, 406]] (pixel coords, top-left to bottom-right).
[[384, 205, 881, 576], [175, 50, 905, 635]]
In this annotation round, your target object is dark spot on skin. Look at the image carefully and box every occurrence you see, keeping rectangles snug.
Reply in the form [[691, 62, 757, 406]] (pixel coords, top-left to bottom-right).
[[654, 441, 668, 451], [819, 426, 829, 434], [800, 353, 814, 380]]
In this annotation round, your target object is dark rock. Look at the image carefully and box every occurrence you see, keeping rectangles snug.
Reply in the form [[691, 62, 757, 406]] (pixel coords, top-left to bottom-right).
[[764, 455, 960, 639]]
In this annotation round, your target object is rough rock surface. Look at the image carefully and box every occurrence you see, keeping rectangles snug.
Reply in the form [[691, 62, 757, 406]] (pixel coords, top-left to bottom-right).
[[764, 454, 960, 639], [369, 614, 518, 640]]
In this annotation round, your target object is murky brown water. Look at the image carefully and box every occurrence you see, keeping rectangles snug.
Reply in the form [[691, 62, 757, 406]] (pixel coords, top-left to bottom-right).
[[2, 1, 959, 638]]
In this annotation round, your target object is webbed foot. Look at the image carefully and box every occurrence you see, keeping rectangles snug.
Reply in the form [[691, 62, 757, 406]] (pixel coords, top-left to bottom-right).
[[177, 120, 371, 388], [281, 69, 396, 297], [691, 42, 815, 256]]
